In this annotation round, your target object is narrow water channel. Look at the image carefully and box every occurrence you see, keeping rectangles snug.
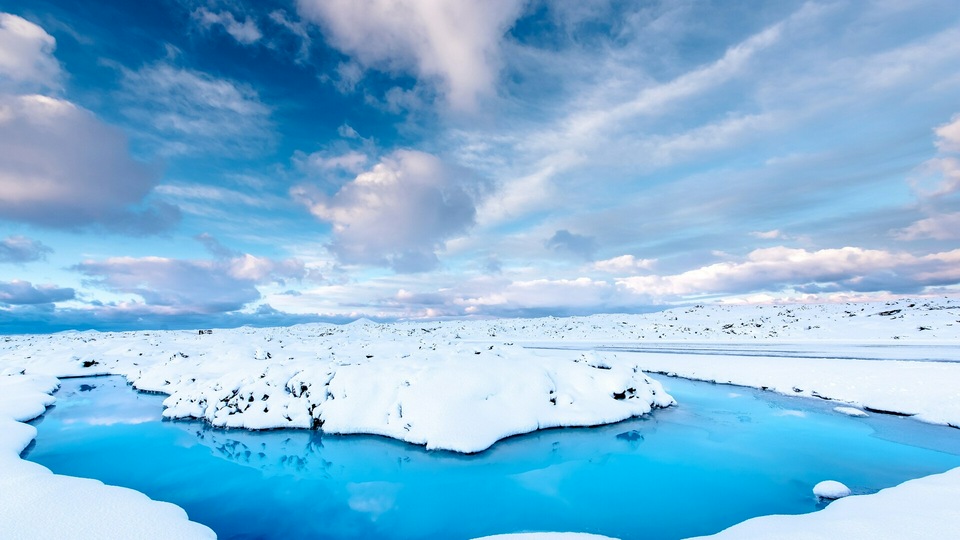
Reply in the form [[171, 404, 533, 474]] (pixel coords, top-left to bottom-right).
[[23, 375, 960, 540]]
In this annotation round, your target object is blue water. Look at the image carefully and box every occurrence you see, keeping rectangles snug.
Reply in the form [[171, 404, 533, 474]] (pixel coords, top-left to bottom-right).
[[23, 376, 960, 540]]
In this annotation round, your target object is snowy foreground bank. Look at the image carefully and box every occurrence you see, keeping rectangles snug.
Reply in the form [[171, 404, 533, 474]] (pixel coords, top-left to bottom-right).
[[2, 297, 959, 538], [0, 375, 215, 539]]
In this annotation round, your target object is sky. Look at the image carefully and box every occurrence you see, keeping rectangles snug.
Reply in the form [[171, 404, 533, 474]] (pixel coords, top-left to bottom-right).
[[1, 0, 959, 333]]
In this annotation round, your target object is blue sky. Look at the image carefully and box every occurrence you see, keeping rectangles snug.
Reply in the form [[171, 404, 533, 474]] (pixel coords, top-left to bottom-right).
[[1, 0, 959, 332]]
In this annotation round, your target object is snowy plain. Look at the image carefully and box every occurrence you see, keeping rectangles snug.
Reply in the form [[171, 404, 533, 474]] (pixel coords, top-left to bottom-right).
[[1, 297, 959, 539]]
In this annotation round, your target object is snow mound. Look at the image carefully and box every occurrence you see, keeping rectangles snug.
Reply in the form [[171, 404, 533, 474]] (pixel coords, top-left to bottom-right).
[[813, 480, 852, 499], [154, 344, 673, 453]]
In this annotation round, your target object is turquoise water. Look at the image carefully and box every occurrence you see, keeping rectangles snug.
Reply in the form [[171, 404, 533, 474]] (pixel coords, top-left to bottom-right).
[[24, 375, 960, 540]]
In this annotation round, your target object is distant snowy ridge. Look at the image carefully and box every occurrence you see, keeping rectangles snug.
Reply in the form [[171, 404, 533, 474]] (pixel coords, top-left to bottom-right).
[[0, 374, 214, 540]]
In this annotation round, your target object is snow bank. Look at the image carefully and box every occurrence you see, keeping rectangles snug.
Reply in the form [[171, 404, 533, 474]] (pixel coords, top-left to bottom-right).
[[689, 467, 960, 539], [0, 374, 214, 540], [813, 480, 851, 499], [629, 353, 960, 428]]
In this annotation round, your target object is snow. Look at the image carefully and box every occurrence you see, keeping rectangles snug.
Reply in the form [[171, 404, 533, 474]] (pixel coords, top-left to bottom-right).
[[2, 330, 673, 453], [813, 480, 852, 499], [690, 468, 960, 539], [2, 296, 960, 538], [630, 352, 960, 427], [0, 374, 214, 540], [834, 406, 869, 417]]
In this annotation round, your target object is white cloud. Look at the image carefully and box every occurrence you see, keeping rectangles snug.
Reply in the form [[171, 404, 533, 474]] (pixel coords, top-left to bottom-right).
[[894, 113, 960, 240], [935, 115, 960, 153], [294, 150, 369, 174], [592, 255, 655, 275], [193, 8, 262, 45], [616, 246, 960, 299], [456, 277, 615, 312], [750, 229, 784, 239], [895, 212, 960, 241], [0, 13, 61, 92], [118, 63, 273, 156], [292, 150, 481, 272], [74, 247, 310, 314], [296, 0, 525, 110], [0, 94, 176, 231]]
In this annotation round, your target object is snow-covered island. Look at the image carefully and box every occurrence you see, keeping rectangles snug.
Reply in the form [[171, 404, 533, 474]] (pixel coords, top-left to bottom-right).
[[2, 297, 959, 539]]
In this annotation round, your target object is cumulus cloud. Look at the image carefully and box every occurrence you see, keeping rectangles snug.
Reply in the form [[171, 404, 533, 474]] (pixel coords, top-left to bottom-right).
[[296, 0, 525, 110], [193, 7, 262, 45], [0, 279, 74, 305], [118, 63, 273, 156], [74, 246, 310, 314], [0, 16, 176, 233], [292, 150, 481, 272], [0, 13, 61, 92], [546, 229, 597, 260], [0, 235, 51, 263], [0, 94, 177, 232], [616, 246, 960, 299], [592, 254, 655, 275]]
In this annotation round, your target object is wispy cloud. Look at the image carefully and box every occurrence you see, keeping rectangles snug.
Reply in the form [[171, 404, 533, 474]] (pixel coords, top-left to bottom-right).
[[118, 62, 273, 156], [192, 7, 262, 45]]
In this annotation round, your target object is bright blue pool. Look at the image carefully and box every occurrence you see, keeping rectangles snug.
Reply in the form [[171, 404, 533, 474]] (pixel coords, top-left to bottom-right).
[[23, 375, 960, 539]]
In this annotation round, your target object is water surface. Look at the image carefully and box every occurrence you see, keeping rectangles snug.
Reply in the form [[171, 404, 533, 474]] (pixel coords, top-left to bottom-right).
[[24, 376, 960, 539]]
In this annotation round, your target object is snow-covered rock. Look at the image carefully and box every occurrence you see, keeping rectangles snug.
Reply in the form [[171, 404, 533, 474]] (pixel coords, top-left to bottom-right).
[[813, 480, 852, 499]]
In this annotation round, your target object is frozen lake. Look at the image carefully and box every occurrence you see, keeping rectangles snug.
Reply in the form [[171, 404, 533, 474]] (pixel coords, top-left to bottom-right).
[[23, 375, 960, 540]]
